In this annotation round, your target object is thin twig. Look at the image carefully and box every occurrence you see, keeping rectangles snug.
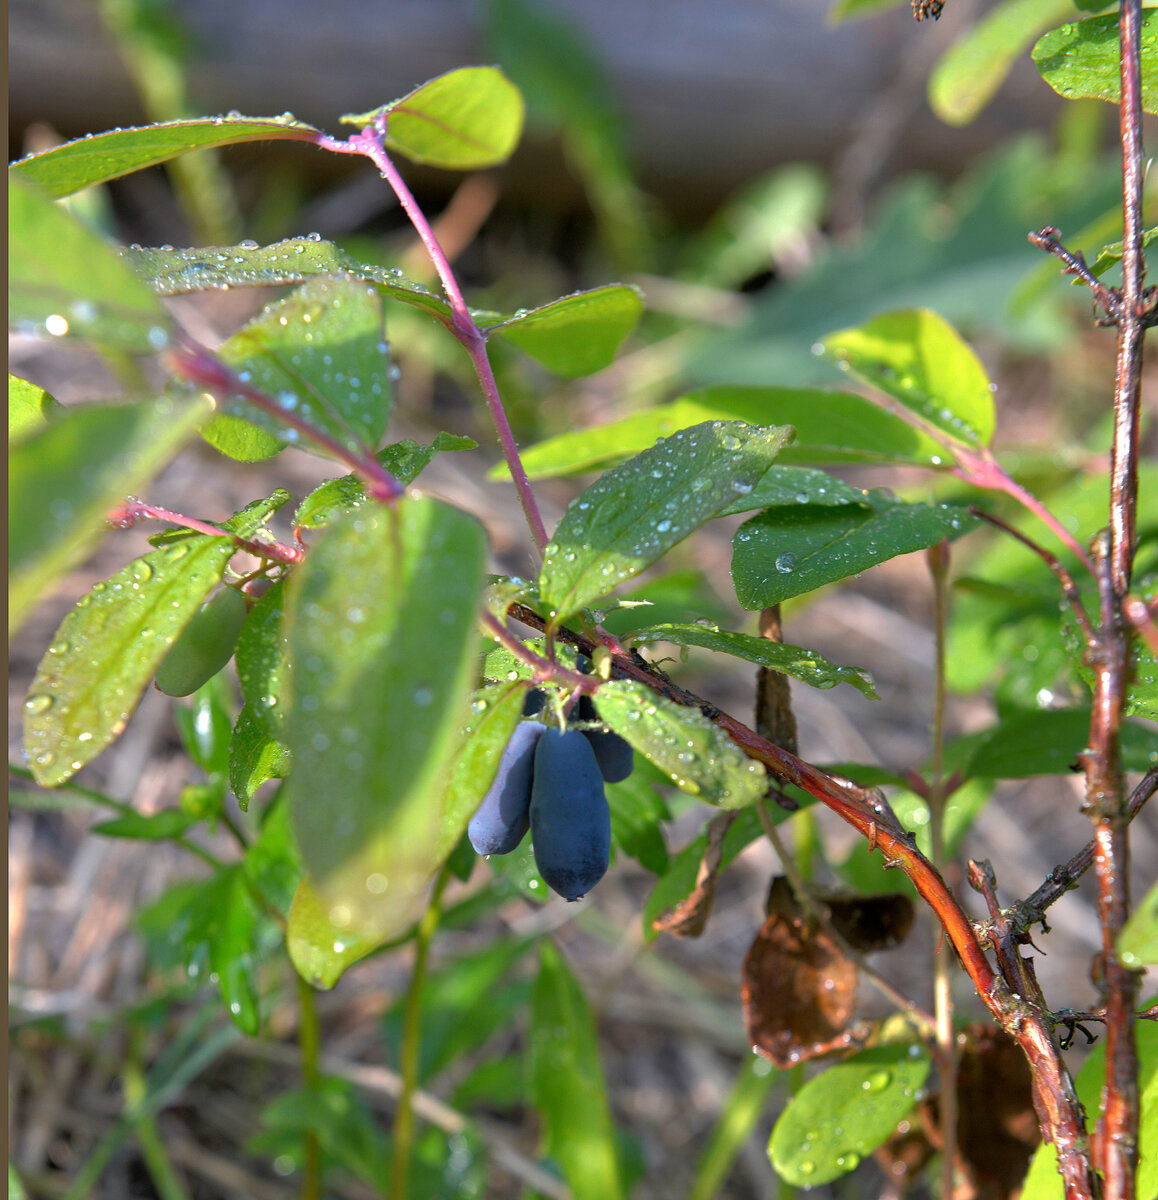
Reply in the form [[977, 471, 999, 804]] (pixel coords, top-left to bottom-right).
[[1005, 768, 1158, 935], [1085, 2, 1149, 1192], [952, 445, 1096, 573], [108, 500, 303, 567], [323, 129, 550, 554], [968, 861, 1096, 1200], [169, 336, 403, 504], [927, 541, 960, 1200], [1028, 227, 1123, 323]]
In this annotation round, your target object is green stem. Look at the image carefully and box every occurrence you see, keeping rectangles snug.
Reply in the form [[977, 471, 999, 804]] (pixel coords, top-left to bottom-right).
[[389, 867, 452, 1200], [125, 1028, 192, 1200], [8, 764, 225, 871], [926, 542, 959, 1200], [297, 973, 322, 1200]]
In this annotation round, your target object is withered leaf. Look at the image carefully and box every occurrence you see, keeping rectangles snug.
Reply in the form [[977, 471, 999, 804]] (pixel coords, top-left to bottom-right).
[[920, 1024, 1039, 1199], [743, 878, 861, 1066], [651, 811, 735, 938]]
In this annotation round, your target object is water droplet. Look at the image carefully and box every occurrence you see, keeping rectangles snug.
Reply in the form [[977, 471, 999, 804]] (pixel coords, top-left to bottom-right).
[[775, 553, 798, 574], [24, 693, 54, 716]]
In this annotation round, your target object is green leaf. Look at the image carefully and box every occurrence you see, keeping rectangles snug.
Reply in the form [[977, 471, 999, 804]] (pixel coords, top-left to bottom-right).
[[732, 494, 977, 609], [287, 874, 396, 990], [628, 624, 879, 698], [769, 1039, 931, 1185], [433, 683, 526, 868], [136, 867, 266, 1033], [1021, 1015, 1158, 1200], [292, 433, 477, 530], [10, 394, 210, 632], [715, 465, 876, 518], [24, 536, 237, 786], [595, 680, 767, 807], [485, 284, 644, 377], [529, 941, 624, 1200], [1089, 226, 1158, 277], [10, 177, 172, 352], [9, 115, 321, 198], [1119, 881, 1158, 968], [249, 1076, 394, 1190], [958, 708, 1158, 778], [343, 67, 525, 169], [286, 497, 487, 937], [822, 309, 996, 446], [8, 375, 63, 441], [206, 275, 392, 462], [929, 0, 1076, 126], [539, 421, 793, 622], [126, 238, 454, 324], [91, 808, 199, 839], [606, 773, 670, 875], [228, 705, 291, 811], [506, 388, 948, 481], [243, 795, 304, 918], [383, 933, 536, 1082], [1034, 11, 1158, 112], [829, 0, 906, 17], [235, 581, 289, 739], [689, 1058, 779, 1200]]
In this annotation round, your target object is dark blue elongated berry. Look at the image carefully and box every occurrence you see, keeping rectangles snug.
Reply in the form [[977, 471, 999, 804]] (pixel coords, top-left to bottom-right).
[[522, 688, 547, 717], [530, 728, 611, 901], [468, 719, 544, 855], [576, 694, 635, 784]]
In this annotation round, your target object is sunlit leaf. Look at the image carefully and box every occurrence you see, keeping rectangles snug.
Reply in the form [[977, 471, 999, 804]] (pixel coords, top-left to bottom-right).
[[822, 309, 996, 445], [10, 177, 172, 353], [1034, 11, 1158, 112], [286, 498, 486, 936], [628, 624, 878, 698], [10, 394, 210, 632], [206, 275, 392, 461], [929, 0, 1075, 126], [8, 375, 63, 441], [125, 239, 454, 322], [286, 875, 393, 990], [505, 388, 947, 481], [25, 538, 236, 786], [539, 421, 792, 622], [595, 680, 767, 807], [769, 1036, 931, 1185], [9, 115, 321, 197], [732, 494, 976, 609], [484, 284, 644, 377], [344, 67, 525, 169]]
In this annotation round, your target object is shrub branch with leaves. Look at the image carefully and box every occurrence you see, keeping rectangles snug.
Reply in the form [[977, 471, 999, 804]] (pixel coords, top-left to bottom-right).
[[9, 2, 1157, 1198]]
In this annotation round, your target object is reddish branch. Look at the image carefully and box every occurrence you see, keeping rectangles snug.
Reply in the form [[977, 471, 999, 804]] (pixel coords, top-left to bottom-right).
[[969, 862, 1096, 1200], [1024, 6, 1149, 1192], [508, 600, 1106, 1192], [1084, 3, 1148, 1194]]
